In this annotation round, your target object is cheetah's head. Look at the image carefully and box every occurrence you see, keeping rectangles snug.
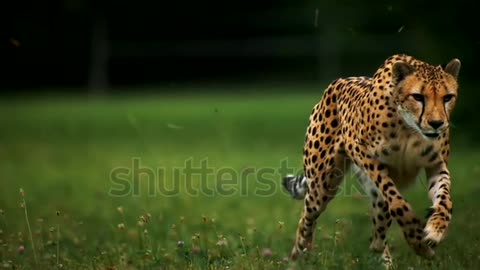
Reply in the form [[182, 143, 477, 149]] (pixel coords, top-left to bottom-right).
[[392, 59, 461, 139]]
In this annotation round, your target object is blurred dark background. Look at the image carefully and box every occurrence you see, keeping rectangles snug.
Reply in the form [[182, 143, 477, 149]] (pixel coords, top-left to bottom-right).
[[4, 0, 477, 92]]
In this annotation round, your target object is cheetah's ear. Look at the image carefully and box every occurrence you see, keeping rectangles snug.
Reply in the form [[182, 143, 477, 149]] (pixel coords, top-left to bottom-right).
[[392, 61, 415, 83], [444, 58, 461, 80]]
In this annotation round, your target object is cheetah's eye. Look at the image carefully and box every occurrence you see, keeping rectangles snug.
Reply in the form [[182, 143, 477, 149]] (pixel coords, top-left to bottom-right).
[[443, 94, 455, 103], [411, 94, 424, 102]]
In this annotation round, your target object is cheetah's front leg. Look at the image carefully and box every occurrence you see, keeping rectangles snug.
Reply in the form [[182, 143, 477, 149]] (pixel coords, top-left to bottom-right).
[[354, 165, 394, 267], [353, 156, 435, 259], [424, 162, 453, 246]]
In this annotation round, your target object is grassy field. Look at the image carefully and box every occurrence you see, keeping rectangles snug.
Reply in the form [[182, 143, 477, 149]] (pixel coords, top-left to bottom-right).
[[1, 87, 479, 269]]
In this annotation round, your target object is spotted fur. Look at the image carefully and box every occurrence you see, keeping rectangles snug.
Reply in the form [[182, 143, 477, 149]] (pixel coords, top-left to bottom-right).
[[283, 54, 461, 264]]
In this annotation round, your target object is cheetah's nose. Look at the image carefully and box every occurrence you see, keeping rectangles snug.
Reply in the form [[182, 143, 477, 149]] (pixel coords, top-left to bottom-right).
[[428, 120, 444, 130]]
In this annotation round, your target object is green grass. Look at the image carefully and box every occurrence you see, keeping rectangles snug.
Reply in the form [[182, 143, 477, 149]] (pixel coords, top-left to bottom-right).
[[0, 88, 479, 269]]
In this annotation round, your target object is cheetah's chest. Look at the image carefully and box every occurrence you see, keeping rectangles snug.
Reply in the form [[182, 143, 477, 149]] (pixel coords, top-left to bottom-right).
[[369, 133, 439, 189]]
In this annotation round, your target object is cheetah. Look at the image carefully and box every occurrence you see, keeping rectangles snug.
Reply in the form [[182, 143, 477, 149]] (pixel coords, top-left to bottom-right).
[[282, 54, 461, 265]]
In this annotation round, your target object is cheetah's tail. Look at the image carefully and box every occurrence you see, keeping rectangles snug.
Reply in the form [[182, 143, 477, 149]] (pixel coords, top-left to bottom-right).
[[282, 174, 308, 200]]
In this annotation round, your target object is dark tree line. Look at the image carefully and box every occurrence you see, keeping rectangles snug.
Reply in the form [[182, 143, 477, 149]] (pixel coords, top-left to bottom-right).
[[4, 0, 477, 91]]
